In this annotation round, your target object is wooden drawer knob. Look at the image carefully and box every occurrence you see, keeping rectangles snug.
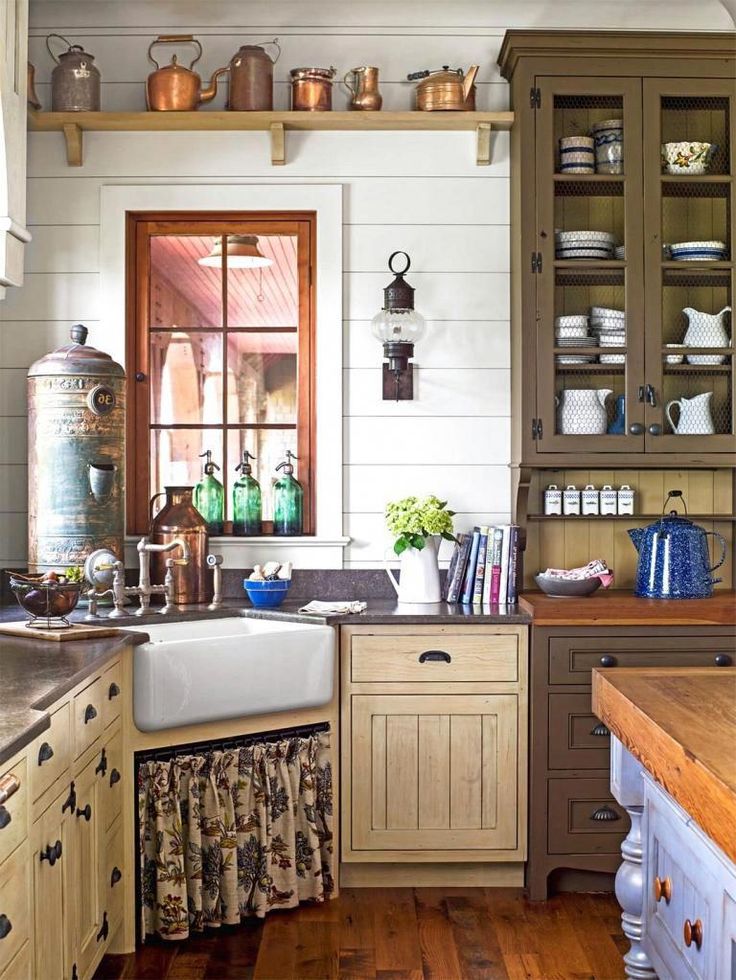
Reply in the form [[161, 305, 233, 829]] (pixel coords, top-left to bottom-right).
[[684, 918, 703, 950], [654, 876, 672, 903]]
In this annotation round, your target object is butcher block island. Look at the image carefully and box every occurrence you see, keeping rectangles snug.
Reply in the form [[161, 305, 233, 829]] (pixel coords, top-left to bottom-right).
[[593, 668, 736, 980]]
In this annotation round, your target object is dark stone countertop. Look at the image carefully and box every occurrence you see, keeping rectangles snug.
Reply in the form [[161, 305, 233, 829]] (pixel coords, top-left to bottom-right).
[[243, 598, 531, 626]]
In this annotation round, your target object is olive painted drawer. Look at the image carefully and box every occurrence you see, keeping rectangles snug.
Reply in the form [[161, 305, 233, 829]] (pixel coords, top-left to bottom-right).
[[547, 777, 629, 856], [547, 693, 611, 770], [548, 635, 733, 686]]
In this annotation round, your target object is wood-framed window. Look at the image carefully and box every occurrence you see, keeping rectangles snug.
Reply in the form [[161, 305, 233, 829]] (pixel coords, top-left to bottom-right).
[[126, 211, 316, 536]]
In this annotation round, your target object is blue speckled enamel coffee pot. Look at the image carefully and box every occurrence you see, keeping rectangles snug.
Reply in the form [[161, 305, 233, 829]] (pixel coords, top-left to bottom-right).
[[628, 491, 726, 599]]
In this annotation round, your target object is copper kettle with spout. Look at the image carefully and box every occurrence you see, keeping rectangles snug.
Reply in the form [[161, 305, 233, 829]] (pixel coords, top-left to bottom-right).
[[146, 35, 227, 111], [407, 64, 478, 111]]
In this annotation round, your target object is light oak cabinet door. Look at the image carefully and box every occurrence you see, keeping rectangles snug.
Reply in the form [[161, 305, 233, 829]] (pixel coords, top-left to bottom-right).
[[32, 785, 74, 980], [350, 693, 518, 854], [71, 754, 104, 979]]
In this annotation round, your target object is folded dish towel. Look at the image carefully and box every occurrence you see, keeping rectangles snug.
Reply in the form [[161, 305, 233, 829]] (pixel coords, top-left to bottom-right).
[[542, 559, 614, 588], [298, 600, 367, 615]]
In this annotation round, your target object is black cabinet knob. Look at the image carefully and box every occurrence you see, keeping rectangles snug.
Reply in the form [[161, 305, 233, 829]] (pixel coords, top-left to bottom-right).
[[628, 423, 644, 435], [84, 704, 97, 724], [72, 964, 78, 980], [111, 866, 122, 887], [76, 803, 92, 822], [715, 654, 733, 667], [599, 655, 617, 667], [590, 805, 621, 822], [648, 424, 662, 436], [0, 914, 12, 940], [96, 912, 109, 943], [108, 682, 120, 700], [0, 806, 10, 830], [40, 839, 63, 865], [109, 769, 121, 787], [590, 722, 610, 737], [61, 782, 76, 814], [38, 742, 54, 765], [135, 371, 146, 382], [95, 749, 107, 777]]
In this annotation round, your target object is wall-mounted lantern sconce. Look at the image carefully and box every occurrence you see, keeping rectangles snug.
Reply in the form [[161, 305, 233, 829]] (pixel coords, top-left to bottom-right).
[[371, 251, 426, 400]]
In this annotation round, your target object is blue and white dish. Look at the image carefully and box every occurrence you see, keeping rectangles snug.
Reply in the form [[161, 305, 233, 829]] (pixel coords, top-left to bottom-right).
[[559, 135, 595, 173], [670, 240, 727, 262], [591, 118, 623, 174], [555, 230, 615, 260]]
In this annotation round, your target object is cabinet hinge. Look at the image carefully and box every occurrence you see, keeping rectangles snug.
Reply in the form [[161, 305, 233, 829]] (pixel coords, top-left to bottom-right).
[[531, 418, 543, 440], [530, 86, 541, 109], [531, 251, 542, 273]]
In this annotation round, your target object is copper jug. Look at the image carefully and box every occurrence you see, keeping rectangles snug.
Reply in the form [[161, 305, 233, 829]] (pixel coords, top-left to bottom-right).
[[146, 35, 227, 111], [227, 39, 281, 111], [343, 66, 382, 111], [407, 64, 478, 111], [46, 34, 101, 111], [150, 487, 209, 604], [290, 66, 336, 111]]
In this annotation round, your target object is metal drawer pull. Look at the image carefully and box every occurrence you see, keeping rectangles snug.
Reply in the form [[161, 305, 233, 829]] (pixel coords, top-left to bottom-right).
[[0, 915, 12, 940], [109, 768, 121, 787], [111, 866, 122, 887], [97, 912, 109, 943], [684, 918, 703, 950], [714, 654, 732, 667], [76, 803, 92, 822], [0, 772, 20, 805], [599, 655, 617, 668], [95, 749, 107, 777], [108, 682, 120, 700], [654, 876, 672, 904], [0, 807, 10, 830], [61, 782, 76, 814], [84, 704, 98, 724], [40, 840, 63, 865], [590, 722, 610, 737], [38, 742, 54, 765], [590, 805, 620, 822], [418, 650, 452, 664]]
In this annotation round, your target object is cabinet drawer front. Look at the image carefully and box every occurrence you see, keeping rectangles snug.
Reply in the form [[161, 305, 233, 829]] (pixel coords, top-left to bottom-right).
[[102, 661, 122, 729], [547, 777, 628, 855], [0, 842, 31, 975], [549, 635, 734, 685], [0, 759, 27, 867], [73, 676, 105, 759], [29, 703, 70, 803], [645, 780, 718, 980], [351, 693, 519, 853], [102, 821, 124, 932], [100, 729, 122, 833], [548, 693, 610, 770], [351, 633, 519, 684]]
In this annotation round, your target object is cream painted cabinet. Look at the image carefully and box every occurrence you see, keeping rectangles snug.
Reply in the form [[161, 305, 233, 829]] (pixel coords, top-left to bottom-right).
[[341, 626, 528, 870], [32, 783, 74, 980], [0, 0, 29, 294], [72, 752, 104, 979]]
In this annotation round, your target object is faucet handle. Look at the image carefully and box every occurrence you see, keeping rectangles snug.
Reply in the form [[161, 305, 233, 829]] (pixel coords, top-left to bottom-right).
[[172, 558, 189, 566]]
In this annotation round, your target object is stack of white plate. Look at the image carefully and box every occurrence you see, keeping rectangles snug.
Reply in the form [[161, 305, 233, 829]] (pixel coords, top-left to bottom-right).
[[614, 245, 625, 260], [555, 314, 589, 338], [670, 240, 727, 262], [555, 230, 616, 260], [556, 335, 598, 364]]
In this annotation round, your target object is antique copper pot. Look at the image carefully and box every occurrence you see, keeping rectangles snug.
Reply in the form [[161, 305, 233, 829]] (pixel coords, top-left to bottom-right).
[[227, 39, 280, 110], [407, 64, 478, 111], [146, 35, 227, 111], [290, 66, 336, 111], [150, 487, 209, 604]]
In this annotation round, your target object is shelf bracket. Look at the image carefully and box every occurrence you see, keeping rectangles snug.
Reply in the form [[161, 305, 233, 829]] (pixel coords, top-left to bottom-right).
[[62, 123, 83, 167], [270, 122, 285, 166], [476, 122, 492, 166]]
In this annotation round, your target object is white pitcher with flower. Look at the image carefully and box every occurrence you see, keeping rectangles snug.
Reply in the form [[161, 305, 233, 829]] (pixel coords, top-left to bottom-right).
[[384, 495, 457, 604]]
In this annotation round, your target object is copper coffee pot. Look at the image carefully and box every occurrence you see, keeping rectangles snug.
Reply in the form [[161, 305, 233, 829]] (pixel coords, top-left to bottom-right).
[[407, 64, 479, 111], [146, 35, 227, 111]]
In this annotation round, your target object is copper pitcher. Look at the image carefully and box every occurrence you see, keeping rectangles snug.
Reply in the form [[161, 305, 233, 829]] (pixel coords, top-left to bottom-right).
[[227, 39, 280, 111], [146, 35, 227, 111], [150, 487, 209, 604], [343, 66, 382, 111], [407, 64, 478, 111]]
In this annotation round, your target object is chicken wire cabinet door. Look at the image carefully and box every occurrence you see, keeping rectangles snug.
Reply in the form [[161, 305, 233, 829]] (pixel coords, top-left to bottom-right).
[[349, 694, 519, 857]]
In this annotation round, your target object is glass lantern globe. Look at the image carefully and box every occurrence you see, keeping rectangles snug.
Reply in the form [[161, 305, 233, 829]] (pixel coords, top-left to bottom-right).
[[370, 307, 426, 345]]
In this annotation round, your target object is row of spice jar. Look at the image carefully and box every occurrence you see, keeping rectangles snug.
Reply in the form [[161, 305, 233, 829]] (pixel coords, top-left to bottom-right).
[[544, 483, 635, 516]]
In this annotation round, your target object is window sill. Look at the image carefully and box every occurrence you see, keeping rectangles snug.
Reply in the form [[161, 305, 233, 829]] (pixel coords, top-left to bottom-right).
[[123, 535, 351, 568]]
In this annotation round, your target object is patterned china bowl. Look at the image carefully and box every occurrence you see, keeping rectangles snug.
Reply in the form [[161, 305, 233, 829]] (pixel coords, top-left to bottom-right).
[[661, 141, 714, 175]]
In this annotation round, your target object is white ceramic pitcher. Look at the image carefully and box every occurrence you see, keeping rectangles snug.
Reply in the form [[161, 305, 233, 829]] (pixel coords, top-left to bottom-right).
[[665, 391, 715, 435], [557, 388, 612, 435], [683, 306, 731, 364], [385, 535, 441, 604]]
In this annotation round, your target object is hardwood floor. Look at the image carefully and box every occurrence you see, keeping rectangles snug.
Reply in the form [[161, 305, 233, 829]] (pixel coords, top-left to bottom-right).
[[95, 888, 627, 980]]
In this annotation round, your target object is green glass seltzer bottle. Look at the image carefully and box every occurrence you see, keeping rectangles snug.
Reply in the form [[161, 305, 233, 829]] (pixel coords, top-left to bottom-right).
[[232, 450, 262, 535], [273, 450, 303, 535], [193, 450, 224, 535]]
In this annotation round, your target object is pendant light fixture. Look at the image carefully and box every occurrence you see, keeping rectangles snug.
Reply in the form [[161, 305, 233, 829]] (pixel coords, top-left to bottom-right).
[[371, 251, 426, 400], [198, 235, 273, 269]]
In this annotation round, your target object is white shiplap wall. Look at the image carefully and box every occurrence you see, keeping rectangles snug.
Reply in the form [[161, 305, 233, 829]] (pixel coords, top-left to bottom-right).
[[1, 0, 732, 568]]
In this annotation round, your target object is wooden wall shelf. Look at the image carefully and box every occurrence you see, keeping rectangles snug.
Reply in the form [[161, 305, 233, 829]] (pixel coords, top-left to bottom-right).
[[28, 109, 514, 167]]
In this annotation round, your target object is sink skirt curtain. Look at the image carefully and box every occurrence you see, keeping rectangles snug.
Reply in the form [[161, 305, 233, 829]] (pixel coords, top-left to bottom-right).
[[138, 731, 334, 940]]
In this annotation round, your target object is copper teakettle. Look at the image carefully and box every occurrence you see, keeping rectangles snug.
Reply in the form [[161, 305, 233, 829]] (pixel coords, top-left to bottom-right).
[[227, 39, 281, 110], [146, 35, 227, 111], [407, 64, 479, 111]]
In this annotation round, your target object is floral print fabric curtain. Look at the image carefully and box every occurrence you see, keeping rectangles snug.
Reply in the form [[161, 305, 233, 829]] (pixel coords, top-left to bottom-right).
[[138, 731, 334, 939]]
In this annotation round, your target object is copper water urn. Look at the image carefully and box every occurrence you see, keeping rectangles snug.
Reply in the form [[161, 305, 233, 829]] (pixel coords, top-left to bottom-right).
[[150, 487, 209, 604], [28, 325, 125, 572]]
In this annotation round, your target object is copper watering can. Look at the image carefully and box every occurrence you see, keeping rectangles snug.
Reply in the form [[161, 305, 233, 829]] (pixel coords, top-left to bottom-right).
[[146, 35, 227, 111], [407, 64, 478, 111]]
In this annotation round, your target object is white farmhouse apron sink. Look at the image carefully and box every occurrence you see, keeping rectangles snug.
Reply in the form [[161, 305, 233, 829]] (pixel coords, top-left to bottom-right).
[[126, 616, 334, 732]]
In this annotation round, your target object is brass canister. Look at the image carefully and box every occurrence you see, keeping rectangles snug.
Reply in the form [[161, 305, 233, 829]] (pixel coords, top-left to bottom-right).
[[28, 325, 125, 573], [46, 34, 101, 111], [150, 487, 209, 604], [290, 66, 336, 111]]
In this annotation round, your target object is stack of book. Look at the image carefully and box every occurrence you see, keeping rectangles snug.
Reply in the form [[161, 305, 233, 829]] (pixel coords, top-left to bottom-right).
[[444, 525, 520, 605]]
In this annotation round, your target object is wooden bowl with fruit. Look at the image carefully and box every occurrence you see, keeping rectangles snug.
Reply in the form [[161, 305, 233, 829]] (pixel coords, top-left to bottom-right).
[[8, 568, 85, 628]]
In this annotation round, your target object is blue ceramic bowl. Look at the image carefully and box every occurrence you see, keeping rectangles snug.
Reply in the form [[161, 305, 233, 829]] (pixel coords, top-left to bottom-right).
[[243, 579, 291, 608]]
